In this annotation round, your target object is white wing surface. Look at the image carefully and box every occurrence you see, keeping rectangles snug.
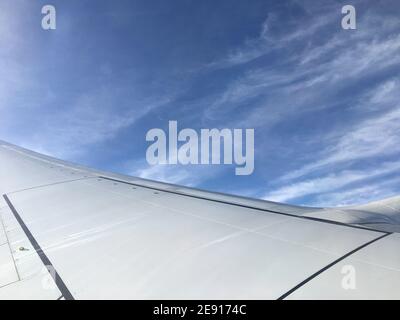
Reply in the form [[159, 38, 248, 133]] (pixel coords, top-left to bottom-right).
[[0, 141, 399, 299]]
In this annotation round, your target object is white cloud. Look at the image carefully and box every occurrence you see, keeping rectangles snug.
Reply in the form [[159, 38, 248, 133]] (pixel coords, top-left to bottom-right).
[[198, 5, 400, 207], [203, 8, 400, 127], [280, 106, 400, 181], [35, 88, 171, 158], [1, 82, 173, 160], [131, 162, 217, 187], [133, 165, 194, 185], [310, 176, 400, 207], [365, 79, 399, 105], [263, 160, 400, 203], [210, 7, 337, 69]]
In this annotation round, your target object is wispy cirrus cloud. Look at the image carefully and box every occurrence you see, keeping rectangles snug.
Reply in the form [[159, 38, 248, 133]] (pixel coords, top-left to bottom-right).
[[310, 176, 400, 207], [194, 1, 400, 206], [279, 104, 400, 182], [208, 4, 337, 69], [28, 88, 172, 159], [358, 78, 399, 109], [264, 160, 400, 203], [203, 9, 400, 127], [130, 161, 219, 187]]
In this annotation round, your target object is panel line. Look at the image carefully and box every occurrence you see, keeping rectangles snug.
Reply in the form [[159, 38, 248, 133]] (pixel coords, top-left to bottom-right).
[[277, 232, 392, 300], [99, 176, 387, 234], [2, 194, 75, 300]]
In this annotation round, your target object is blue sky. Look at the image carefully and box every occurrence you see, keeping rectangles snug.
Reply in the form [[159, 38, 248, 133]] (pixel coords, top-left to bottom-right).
[[1, 0, 400, 207]]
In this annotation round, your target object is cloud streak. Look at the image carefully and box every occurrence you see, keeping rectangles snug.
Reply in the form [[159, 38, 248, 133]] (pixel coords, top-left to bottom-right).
[[264, 160, 400, 203], [280, 105, 400, 182]]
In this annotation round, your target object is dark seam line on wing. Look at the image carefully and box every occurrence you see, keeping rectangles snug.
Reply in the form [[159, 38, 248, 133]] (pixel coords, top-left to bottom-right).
[[277, 232, 392, 300], [2, 194, 75, 300], [6, 177, 97, 195], [98, 176, 387, 234]]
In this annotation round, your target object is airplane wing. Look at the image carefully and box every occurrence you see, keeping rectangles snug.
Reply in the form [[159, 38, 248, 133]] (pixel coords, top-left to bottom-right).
[[0, 140, 399, 300]]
